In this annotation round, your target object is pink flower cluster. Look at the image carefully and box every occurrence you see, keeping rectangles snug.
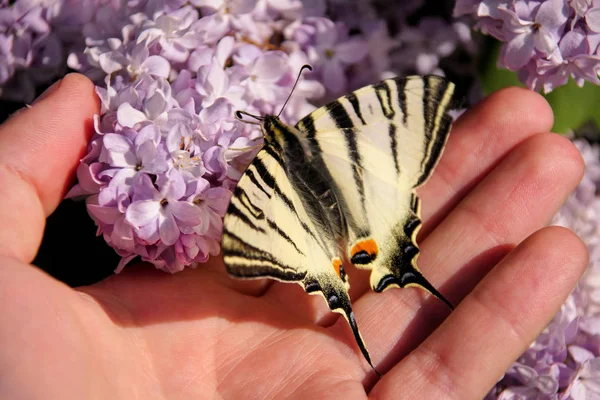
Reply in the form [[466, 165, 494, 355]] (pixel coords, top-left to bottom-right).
[[63, 0, 385, 272], [455, 0, 600, 92]]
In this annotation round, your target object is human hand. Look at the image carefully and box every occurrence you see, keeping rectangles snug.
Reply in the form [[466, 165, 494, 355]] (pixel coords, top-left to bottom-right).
[[0, 74, 588, 399]]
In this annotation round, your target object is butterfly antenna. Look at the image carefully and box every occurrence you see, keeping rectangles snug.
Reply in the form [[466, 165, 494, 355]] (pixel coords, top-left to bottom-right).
[[235, 110, 264, 125], [277, 64, 312, 118]]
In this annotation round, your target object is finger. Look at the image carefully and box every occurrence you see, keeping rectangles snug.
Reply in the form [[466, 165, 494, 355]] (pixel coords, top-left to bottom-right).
[[369, 226, 588, 399], [0, 74, 99, 262], [418, 87, 554, 237], [351, 133, 584, 373], [263, 88, 554, 317]]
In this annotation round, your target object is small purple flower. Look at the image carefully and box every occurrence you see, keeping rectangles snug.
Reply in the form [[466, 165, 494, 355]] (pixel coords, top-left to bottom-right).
[[116, 78, 174, 131], [303, 18, 368, 94], [394, 17, 460, 76], [99, 125, 169, 188], [499, 363, 560, 398], [195, 57, 246, 108], [191, 0, 257, 44], [498, 0, 569, 70], [245, 50, 291, 103], [126, 170, 202, 246], [137, 6, 203, 64], [61, 0, 394, 274], [98, 42, 171, 79], [87, 186, 135, 254], [535, 28, 600, 92], [455, 0, 600, 91], [562, 346, 600, 398]]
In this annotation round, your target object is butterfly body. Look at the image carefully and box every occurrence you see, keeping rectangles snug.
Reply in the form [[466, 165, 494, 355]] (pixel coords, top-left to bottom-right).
[[222, 75, 459, 370]]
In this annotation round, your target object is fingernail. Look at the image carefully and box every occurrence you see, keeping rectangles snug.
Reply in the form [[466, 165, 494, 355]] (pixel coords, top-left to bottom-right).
[[32, 79, 62, 105]]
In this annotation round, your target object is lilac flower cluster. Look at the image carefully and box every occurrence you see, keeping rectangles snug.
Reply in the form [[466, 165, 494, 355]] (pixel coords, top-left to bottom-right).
[[0, 0, 68, 102], [327, 0, 477, 82], [62, 0, 401, 273], [455, 0, 600, 92], [486, 137, 600, 399], [2, 0, 477, 272]]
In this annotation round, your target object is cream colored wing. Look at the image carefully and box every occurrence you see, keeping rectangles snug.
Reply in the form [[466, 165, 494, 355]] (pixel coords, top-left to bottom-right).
[[295, 75, 458, 307], [222, 144, 376, 368]]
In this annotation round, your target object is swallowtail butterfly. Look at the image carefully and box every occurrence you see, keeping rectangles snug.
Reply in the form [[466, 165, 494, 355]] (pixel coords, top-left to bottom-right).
[[222, 67, 458, 371]]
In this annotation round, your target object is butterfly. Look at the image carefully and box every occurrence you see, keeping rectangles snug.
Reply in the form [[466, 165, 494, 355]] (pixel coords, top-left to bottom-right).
[[221, 67, 459, 371]]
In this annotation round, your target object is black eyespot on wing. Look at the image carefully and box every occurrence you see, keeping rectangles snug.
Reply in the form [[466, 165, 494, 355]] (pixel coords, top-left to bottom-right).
[[351, 251, 376, 265]]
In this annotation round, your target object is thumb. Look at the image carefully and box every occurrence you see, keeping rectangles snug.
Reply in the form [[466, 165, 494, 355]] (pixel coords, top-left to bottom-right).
[[0, 73, 99, 262]]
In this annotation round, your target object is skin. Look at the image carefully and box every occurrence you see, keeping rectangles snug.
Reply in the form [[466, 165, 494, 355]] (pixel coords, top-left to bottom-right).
[[0, 73, 590, 399]]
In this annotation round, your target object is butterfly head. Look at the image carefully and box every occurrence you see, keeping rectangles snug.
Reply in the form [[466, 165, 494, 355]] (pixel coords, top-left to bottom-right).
[[234, 64, 312, 150], [261, 114, 291, 147]]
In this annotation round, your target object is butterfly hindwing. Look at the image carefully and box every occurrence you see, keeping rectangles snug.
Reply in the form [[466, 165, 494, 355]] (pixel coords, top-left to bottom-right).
[[222, 143, 375, 368], [295, 75, 457, 307]]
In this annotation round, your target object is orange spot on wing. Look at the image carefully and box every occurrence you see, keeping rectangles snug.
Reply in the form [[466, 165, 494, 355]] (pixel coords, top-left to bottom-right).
[[351, 239, 379, 258], [332, 257, 343, 278]]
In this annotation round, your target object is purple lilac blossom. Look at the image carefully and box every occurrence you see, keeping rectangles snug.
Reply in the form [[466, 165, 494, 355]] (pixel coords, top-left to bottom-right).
[[0, 0, 478, 272], [63, 0, 391, 272], [0, 0, 62, 102], [454, 0, 600, 92], [337, 1, 477, 92], [487, 137, 600, 399], [0, 0, 98, 102]]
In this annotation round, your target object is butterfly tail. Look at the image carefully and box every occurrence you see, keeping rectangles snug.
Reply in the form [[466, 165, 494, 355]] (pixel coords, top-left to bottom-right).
[[304, 274, 380, 374], [370, 227, 454, 311], [375, 267, 454, 311]]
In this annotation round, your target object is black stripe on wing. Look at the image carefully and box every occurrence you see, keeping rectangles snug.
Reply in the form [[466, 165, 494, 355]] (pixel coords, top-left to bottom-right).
[[395, 78, 408, 126], [266, 218, 305, 256], [346, 92, 366, 125], [388, 123, 400, 176], [325, 101, 367, 217], [227, 203, 266, 233], [245, 168, 272, 199], [234, 186, 265, 220], [251, 150, 297, 214], [248, 157, 276, 198], [416, 76, 453, 187], [223, 229, 307, 281], [374, 81, 395, 119]]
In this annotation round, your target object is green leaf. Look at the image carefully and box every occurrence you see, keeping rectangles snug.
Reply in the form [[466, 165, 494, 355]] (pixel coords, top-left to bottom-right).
[[543, 80, 600, 134]]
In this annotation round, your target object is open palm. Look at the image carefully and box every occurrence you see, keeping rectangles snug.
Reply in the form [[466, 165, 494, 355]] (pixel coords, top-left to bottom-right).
[[0, 74, 589, 399]]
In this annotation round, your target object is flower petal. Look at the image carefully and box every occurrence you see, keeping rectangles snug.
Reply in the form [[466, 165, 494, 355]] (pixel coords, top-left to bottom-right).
[[587, 8, 600, 32], [169, 201, 202, 226], [102, 133, 137, 167], [159, 211, 180, 246], [335, 39, 368, 64], [117, 103, 148, 128], [142, 55, 171, 78], [321, 60, 346, 93], [503, 32, 535, 70], [126, 200, 161, 226], [87, 203, 122, 224], [252, 51, 289, 81]]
